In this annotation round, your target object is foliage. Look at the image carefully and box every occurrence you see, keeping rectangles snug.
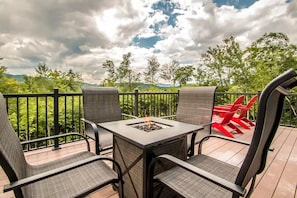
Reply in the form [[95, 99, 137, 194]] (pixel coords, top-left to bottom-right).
[[174, 65, 195, 86], [102, 60, 117, 86], [160, 59, 179, 86], [199, 33, 297, 92], [102, 52, 141, 91], [143, 55, 160, 84], [245, 32, 297, 91], [0, 66, 21, 93]]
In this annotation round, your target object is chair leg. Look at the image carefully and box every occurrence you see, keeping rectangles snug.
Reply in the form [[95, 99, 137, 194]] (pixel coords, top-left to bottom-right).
[[118, 180, 124, 198], [241, 118, 256, 126], [228, 123, 244, 134], [231, 118, 250, 129], [212, 123, 234, 138]]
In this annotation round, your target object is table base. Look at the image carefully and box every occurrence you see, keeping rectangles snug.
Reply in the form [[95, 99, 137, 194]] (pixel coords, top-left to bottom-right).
[[114, 136, 187, 198]]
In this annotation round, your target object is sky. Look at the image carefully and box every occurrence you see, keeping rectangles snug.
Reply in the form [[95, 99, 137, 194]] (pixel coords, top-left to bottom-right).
[[0, 0, 296, 84]]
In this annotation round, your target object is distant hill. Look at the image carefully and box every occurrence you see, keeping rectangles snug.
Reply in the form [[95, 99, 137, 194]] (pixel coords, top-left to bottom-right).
[[3, 73, 176, 89], [3, 73, 24, 82]]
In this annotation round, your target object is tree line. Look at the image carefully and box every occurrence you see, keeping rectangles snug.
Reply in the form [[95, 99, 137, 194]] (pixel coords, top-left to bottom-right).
[[1, 32, 297, 94]]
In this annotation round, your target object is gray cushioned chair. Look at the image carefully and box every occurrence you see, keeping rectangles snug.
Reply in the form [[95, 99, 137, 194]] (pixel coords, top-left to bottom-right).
[[0, 93, 124, 198], [148, 69, 297, 198], [162, 86, 217, 156], [81, 86, 137, 155]]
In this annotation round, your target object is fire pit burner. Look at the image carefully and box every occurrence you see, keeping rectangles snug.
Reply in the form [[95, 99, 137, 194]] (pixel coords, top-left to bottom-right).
[[128, 121, 172, 132]]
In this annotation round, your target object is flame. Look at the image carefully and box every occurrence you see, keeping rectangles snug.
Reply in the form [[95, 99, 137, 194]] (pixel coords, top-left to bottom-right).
[[144, 115, 151, 129]]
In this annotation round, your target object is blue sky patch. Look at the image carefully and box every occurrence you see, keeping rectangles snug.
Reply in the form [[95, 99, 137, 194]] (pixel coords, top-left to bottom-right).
[[213, 0, 257, 9], [152, 0, 181, 27], [132, 35, 162, 49], [131, 0, 182, 49]]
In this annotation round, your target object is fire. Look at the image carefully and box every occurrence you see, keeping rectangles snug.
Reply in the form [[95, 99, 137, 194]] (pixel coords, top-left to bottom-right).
[[144, 115, 151, 129]]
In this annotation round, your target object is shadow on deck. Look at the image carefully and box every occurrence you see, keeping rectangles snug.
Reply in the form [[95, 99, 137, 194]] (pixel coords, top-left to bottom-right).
[[1, 126, 296, 198]]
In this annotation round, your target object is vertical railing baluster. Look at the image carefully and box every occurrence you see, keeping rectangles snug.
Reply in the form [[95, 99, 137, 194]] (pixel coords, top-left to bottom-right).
[[45, 96, 49, 147], [79, 95, 82, 133], [36, 96, 39, 147], [53, 88, 60, 150], [64, 95, 67, 142], [16, 97, 20, 137], [71, 95, 75, 135], [135, 89, 139, 117], [26, 97, 30, 148]]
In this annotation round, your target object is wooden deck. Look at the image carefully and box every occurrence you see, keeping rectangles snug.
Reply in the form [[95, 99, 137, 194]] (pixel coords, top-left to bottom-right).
[[1, 126, 296, 198]]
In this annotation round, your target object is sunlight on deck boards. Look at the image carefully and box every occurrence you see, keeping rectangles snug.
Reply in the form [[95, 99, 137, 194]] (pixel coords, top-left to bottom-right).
[[1, 126, 296, 198]]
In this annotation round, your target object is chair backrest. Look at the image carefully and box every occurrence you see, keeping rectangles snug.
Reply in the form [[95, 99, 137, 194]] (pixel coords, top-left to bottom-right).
[[219, 95, 244, 125], [237, 95, 258, 119], [176, 86, 217, 133], [81, 86, 122, 124], [0, 93, 27, 197], [236, 69, 297, 188], [246, 95, 258, 109]]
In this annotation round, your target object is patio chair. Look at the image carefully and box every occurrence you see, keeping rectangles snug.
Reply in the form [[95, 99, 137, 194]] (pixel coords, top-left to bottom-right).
[[212, 95, 245, 138], [214, 94, 258, 129], [0, 93, 124, 198], [162, 86, 217, 156], [147, 68, 297, 198], [81, 86, 137, 155]]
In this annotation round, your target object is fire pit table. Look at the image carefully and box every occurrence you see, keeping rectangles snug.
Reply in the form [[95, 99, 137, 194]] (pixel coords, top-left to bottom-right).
[[98, 117, 203, 198]]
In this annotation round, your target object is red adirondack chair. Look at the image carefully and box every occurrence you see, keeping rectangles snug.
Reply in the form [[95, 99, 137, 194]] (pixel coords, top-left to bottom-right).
[[212, 95, 245, 138], [214, 95, 258, 129]]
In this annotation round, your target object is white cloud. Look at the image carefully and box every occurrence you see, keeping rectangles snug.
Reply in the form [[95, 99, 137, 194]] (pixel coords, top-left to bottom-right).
[[0, 0, 296, 84]]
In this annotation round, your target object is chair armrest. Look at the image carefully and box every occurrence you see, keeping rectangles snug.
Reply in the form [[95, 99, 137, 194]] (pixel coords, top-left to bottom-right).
[[121, 113, 138, 119], [149, 154, 246, 196], [198, 135, 250, 154], [81, 118, 99, 138], [213, 108, 231, 113], [81, 118, 101, 154], [21, 132, 90, 151], [148, 154, 246, 197], [214, 106, 232, 111], [4, 155, 123, 192], [81, 118, 99, 135], [198, 135, 274, 154], [188, 122, 214, 157], [201, 121, 214, 128]]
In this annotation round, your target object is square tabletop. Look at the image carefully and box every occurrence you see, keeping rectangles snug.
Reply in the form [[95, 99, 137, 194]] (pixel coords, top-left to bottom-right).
[[98, 117, 203, 149]]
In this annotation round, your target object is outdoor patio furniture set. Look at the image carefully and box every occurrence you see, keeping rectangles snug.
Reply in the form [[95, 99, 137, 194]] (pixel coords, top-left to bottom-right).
[[1, 69, 296, 197]]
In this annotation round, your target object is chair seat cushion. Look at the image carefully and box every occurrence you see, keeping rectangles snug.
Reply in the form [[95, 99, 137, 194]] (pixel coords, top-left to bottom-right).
[[25, 151, 117, 198], [155, 154, 240, 198]]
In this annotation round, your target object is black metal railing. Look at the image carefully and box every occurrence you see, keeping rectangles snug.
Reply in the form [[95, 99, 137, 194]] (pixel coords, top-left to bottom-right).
[[3, 89, 297, 151]]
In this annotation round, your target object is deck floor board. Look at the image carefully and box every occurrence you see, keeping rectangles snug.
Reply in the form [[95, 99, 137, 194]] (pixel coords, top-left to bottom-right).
[[1, 126, 296, 198]]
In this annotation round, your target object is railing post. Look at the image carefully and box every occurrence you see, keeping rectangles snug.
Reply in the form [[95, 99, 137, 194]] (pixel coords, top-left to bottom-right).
[[257, 90, 261, 98], [134, 89, 139, 117], [53, 88, 60, 150]]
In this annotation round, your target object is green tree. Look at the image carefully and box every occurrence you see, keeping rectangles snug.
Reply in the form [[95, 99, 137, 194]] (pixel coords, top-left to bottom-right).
[[245, 32, 297, 91], [174, 65, 195, 86], [200, 36, 248, 90], [117, 53, 132, 84], [36, 63, 51, 78], [160, 59, 179, 86], [0, 65, 20, 93], [102, 60, 117, 86], [126, 69, 141, 91], [144, 56, 160, 84], [22, 75, 44, 93], [49, 69, 81, 92], [200, 45, 226, 87]]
